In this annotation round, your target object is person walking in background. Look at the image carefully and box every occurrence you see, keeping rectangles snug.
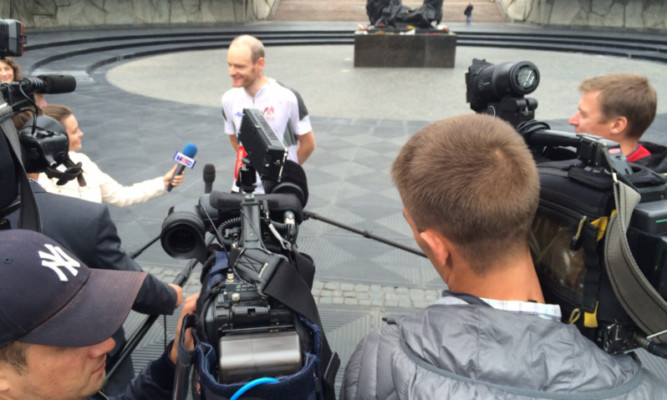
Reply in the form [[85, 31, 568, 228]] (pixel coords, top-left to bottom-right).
[[464, 3, 474, 24]]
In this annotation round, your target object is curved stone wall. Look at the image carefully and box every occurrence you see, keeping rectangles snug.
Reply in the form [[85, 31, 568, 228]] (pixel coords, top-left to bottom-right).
[[1, 0, 276, 29], [497, 0, 666, 30]]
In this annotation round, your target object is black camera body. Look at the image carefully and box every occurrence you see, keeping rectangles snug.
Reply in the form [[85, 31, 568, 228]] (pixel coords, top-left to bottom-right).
[[466, 59, 667, 357], [162, 109, 316, 384], [200, 251, 302, 383], [466, 58, 540, 127], [1, 20, 78, 225], [19, 116, 70, 173]]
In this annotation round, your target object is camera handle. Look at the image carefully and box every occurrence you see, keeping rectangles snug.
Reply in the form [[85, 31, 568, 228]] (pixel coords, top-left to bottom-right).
[[236, 157, 257, 194], [240, 194, 263, 249]]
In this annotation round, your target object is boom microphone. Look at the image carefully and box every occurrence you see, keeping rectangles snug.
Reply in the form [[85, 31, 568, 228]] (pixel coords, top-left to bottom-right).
[[203, 164, 215, 194], [20, 75, 77, 94], [168, 143, 198, 192]]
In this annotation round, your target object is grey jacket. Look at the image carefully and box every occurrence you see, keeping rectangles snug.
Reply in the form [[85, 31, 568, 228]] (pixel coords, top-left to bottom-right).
[[341, 298, 666, 399]]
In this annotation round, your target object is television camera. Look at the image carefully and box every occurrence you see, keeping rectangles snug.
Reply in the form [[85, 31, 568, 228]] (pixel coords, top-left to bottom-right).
[[466, 59, 667, 357], [1, 18, 78, 229], [161, 109, 338, 397]]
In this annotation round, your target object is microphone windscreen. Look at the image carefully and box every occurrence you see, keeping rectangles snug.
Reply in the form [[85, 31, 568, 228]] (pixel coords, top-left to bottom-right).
[[36, 75, 77, 94], [203, 164, 216, 182], [264, 160, 309, 207], [182, 143, 198, 158]]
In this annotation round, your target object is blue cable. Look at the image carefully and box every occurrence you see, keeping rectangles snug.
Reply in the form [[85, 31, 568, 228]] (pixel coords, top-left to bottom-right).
[[229, 377, 280, 400]]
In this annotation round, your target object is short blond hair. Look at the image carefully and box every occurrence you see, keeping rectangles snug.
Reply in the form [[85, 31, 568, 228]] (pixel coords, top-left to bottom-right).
[[392, 114, 539, 274]]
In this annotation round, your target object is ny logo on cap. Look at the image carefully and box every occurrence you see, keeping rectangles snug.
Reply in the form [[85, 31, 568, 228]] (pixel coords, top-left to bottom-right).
[[39, 244, 81, 282]]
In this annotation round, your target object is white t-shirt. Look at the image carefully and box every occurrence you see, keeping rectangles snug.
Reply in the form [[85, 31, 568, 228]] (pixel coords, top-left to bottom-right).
[[222, 79, 312, 193], [221, 79, 312, 163]]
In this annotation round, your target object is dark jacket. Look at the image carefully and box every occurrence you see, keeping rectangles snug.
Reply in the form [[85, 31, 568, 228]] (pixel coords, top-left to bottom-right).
[[9, 181, 177, 314], [633, 141, 667, 174], [341, 296, 667, 399]]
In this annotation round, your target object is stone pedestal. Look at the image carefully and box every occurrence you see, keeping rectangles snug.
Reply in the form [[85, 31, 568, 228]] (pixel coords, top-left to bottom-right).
[[354, 32, 457, 68]]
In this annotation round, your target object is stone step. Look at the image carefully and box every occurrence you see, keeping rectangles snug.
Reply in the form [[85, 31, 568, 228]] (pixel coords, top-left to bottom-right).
[[270, 0, 508, 23]]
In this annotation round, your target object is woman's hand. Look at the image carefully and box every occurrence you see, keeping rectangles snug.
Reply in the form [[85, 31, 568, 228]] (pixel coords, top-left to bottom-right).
[[163, 164, 184, 189]]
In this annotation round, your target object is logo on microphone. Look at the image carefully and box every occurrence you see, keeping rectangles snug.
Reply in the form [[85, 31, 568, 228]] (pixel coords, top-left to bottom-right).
[[173, 152, 197, 168]]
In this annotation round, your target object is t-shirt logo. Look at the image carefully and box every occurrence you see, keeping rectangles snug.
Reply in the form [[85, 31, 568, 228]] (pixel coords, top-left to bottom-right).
[[39, 244, 81, 282], [263, 106, 275, 122]]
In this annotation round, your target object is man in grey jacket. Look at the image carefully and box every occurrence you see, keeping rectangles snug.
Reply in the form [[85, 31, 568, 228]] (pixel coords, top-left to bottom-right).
[[340, 114, 666, 399]]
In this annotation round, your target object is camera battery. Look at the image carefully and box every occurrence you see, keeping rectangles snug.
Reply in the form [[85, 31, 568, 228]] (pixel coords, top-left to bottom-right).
[[218, 330, 302, 383], [631, 199, 667, 235]]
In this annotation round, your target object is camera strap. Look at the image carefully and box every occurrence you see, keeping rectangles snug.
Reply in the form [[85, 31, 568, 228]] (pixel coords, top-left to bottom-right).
[[0, 102, 40, 231], [605, 178, 667, 345], [173, 313, 199, 400], [259, 255, 340, 400]]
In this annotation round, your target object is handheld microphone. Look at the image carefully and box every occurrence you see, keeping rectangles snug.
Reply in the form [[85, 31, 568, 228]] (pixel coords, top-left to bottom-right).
[[168, 143, 198, 192], [203, 164, 215, 194]]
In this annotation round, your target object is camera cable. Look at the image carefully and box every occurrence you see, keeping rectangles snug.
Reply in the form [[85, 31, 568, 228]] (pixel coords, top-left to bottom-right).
[[229, 377, 279, 400]]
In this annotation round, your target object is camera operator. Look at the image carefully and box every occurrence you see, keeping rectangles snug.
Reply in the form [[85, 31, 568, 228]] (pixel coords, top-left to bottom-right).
[[0, 229, 198, 400], [222, 35, 315, 192], [2, 116, 183, 395], [340, 114, 667, 399], [569, 73, 666, 170]]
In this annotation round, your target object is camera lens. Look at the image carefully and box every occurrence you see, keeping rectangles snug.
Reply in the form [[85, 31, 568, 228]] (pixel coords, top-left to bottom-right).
[[161, 209, 206, 260], [165, 228, 197, 254]]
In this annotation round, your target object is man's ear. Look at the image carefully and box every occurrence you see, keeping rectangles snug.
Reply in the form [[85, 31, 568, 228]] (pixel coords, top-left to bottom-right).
[[419, 229, 450, 268], [0, 366, 10, 393], [610, 115, 628, 136]]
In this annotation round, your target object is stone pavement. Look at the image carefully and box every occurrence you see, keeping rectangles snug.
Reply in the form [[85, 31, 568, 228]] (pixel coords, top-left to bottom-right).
[[17, 21, 667, 392]]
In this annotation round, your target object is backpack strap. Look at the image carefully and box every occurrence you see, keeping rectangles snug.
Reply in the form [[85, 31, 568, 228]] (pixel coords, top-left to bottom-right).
[[0, 103, 41, 231], [605, 177, 667, 345], [173, 313, 199, 400], [259, 255, 340, 400]]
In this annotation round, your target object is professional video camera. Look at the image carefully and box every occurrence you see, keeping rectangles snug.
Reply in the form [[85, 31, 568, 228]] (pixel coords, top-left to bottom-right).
[[162, 109, 338, 399], [1, 18, 79, 229], [466, 59, 667, 358]]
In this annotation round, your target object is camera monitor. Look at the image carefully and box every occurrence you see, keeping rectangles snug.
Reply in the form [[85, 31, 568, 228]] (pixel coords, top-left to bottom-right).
[[238, 108, 288, 183]]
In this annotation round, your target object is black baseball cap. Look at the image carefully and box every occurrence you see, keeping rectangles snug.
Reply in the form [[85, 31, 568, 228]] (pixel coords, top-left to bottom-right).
[[0, 229, 147, 348]]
